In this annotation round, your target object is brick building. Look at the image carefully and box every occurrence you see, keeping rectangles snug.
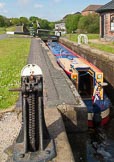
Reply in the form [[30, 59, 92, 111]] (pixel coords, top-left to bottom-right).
[[96, 0, 114, 41], [81, 5, 102, 16]]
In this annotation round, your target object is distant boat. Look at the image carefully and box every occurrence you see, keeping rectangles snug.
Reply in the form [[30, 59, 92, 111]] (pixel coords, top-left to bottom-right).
[[47, 42, 111, 127]]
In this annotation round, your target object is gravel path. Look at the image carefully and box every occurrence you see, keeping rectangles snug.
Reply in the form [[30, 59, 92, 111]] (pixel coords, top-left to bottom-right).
[[0, 110, 21, 162]]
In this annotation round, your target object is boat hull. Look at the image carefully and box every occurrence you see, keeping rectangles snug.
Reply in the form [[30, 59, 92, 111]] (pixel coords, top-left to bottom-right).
[[88, 107, 110, 127]]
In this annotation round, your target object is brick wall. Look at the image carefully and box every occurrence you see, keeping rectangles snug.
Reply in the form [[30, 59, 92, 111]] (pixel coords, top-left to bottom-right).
[[100, 12, 114, 40], [82, 11, 97, 16], [82, 11, 92, 16]]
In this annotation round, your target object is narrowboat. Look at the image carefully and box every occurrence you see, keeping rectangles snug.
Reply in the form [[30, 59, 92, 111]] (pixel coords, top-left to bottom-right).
[[47, 42, 111, 127]]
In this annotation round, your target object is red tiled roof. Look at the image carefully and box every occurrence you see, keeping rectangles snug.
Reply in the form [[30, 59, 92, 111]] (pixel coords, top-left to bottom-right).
[[82, 5, 103, 12]]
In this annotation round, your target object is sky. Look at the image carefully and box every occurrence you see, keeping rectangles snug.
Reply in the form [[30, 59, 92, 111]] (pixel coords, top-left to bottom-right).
[[0, 0, 110, 21]]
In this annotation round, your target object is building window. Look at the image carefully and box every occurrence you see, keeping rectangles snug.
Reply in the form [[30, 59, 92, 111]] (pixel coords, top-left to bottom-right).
[[110, 14, 114, 31]]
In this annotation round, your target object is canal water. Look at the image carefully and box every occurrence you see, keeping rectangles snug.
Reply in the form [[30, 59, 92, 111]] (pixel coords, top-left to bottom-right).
[[87, 119, 114, 162], [67, 106, 114, 162]]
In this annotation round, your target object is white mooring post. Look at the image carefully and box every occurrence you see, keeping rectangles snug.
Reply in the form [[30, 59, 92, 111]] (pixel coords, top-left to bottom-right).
[[78, 34, 88, 45]]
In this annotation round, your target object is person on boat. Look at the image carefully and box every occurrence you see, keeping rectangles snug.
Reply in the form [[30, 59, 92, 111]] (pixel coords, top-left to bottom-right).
[[92, 82, 102, 127], [92, 82, 102, 104]]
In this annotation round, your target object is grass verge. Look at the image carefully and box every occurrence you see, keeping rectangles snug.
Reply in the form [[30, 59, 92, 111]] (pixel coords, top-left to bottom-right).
[[0, 26, 16, 34], [89, 42, 114, 54], [65, 34, 99, 42], [0, 37, 31, 109], [64, 34, 114, 54], [0, 27, 6, 34]]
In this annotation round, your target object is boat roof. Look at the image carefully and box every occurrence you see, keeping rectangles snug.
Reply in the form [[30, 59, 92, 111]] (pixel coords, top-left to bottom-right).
[[48, 42, 102, 73], [58, 58, 89, 70], [59, 43, 102, 73], [78, 56, 102, 73], [58, 56, 102, 73]]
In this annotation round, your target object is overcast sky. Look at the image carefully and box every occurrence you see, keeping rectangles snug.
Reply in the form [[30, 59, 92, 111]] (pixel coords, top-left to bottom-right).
[[0, 0, 110, 21]]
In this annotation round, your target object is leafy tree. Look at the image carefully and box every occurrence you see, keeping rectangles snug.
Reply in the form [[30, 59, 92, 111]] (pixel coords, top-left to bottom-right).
[[65, 15, 73, 33], [78, 14, 99, 33], [19, 17, 29, 26], [0, 15, 11, 27], [39, 19, 50, 29], [65, 14, 82, 33], [0, 15, 5, 27], [11, 18, 20, 25], [4, 18, 11, 27], [48, 22, 55, 30], [29, 16, 38, 23], [77, 16, 88, 33]]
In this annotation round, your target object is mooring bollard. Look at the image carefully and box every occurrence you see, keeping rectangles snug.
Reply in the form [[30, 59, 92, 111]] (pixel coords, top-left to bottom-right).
[[13, 64, 56, 162]]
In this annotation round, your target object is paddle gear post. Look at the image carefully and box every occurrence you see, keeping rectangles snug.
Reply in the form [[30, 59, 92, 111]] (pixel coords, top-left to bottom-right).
[[13, 64, 56, 162]]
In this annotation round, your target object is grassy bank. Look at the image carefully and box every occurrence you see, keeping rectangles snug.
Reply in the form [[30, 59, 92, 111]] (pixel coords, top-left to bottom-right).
[[0, 27, 6, 34], [65, 34, 114, 54], [0, 26, 16, 34], [89, 42, 114, 54], [65, 34, 99, 42], [0, 37, 31, 109]]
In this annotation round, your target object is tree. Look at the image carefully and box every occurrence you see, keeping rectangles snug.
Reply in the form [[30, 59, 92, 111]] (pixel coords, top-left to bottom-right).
[[4, 18, 11, 27], [65, 14, 82, 33], [78, 14, 99, 33], [39, 19, 50, 29], [19, 17, 29, 26], [48, 22, 55, 30], [0, 15, 11, 27], [29, 16, 38, 23], [0, 15, 5, 27], [11, 18, 20, 25]]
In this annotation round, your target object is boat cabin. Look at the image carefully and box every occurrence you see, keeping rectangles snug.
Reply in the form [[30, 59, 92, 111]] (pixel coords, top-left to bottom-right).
[[59, 57, 104, 100]]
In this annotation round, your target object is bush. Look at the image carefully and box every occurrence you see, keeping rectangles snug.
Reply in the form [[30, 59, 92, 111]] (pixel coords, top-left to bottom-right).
[[78, 14, 99, 34]]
